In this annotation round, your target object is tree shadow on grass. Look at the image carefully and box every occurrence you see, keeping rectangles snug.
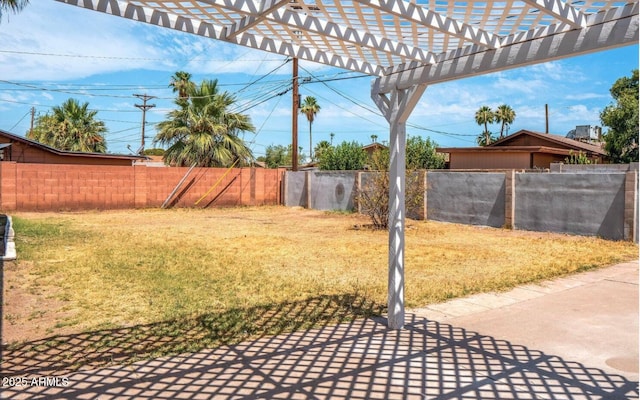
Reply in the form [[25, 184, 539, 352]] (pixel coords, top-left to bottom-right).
[[1, 293, 384, 377]]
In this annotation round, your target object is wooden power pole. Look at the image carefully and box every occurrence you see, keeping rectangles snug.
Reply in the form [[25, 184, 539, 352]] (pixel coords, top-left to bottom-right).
[[29, 107, 35, 135], [292, 58, 299, 171], [134, 94, 156, 155], [545, 104, 549, 134]]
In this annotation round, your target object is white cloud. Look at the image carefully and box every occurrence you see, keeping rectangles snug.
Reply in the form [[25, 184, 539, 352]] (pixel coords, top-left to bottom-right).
[[565, 93, 608, 101], [1, 2, 265, 81]]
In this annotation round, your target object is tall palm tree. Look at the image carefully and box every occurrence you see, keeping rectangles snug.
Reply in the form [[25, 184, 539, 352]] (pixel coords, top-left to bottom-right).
[[300, 96, 321, 160], [0, 0, 28, 20], [475, 105, 495, 146], [494, 104, 516, 139], [155, 79, 255, 167], [27, 98, 107, 153], [169, 71, 196, 105]]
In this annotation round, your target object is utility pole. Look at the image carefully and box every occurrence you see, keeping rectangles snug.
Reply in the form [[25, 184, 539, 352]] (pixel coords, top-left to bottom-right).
[[29, 107, 35, 135], [134, 94, 156, 155], [545, 104, 549, 134], [292, 58, 299, 171]]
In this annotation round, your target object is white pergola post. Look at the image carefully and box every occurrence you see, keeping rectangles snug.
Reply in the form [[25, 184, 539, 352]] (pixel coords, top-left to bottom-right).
[[372, 81, 427, 330]]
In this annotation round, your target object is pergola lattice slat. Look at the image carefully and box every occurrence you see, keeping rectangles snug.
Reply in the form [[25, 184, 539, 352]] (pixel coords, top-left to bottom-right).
[[521, 0, 588, 28], [376, 2, 639, 93], [59, 0, 638, 78], [58, 0, 385, 75]]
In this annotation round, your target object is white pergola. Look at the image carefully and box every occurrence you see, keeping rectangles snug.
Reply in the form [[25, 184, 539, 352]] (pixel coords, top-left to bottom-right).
[[58, 0, 638, 329]]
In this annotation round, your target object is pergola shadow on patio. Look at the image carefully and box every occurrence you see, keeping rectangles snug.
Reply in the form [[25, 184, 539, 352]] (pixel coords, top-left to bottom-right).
[[56, 0, 639, 330], [2, 314, 636, 399]]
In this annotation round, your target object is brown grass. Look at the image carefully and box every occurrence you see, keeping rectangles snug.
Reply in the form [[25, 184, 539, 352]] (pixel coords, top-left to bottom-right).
[[8, 206, 638, 334], [2, 205, 637, 370]]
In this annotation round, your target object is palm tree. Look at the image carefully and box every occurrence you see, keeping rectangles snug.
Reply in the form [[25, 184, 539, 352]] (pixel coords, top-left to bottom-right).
[[371, 134, 378, 143], [494, 104, 516, 139], [300, 96, 321, 160], [475, 105, 495, 146], [476, 132, 496, 146], [0, 0, 28, 20], [313, 140, 332, 161], [27, 98, 107, 153], [155, 79, 255, 167], [169, 71, 196, 105]]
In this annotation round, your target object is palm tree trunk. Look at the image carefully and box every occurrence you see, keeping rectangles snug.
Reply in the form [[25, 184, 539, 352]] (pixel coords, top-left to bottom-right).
[[484, 121, 490, 145], [309, 122, 313, 161]]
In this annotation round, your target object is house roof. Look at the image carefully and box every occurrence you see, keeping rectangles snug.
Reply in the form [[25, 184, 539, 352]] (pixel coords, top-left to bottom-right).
[[362, 142, 388, 151], [488, 129, 607, 156], [0, 129, 148, 161], [438, 129, 607, 156]]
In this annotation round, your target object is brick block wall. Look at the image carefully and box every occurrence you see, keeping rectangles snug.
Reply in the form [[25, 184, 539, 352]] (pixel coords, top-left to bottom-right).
[[0, 162, 283, 211]]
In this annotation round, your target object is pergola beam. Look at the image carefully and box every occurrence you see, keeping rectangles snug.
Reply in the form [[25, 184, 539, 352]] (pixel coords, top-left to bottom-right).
[[202, 0, 438, 63], [224, 0, 291, 39], [56, 0, 386, 75], [375, 3, 639, 94], [521, 0, 587, 28], [353, 0, 502, 49], [269, 9, 438, 63]]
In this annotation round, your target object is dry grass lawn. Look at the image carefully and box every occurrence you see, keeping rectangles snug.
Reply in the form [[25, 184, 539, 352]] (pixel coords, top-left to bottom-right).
[[2, 206, 637, 372]]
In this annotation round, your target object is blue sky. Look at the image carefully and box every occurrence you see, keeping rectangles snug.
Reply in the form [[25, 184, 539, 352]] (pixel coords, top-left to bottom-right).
[[1, 1, 638, 158]]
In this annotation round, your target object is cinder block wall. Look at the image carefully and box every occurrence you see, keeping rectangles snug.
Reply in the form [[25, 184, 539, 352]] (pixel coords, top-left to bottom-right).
[[284, 169, 639, 241], [0, 162, 283, 211], [426, 172, 506, 228]]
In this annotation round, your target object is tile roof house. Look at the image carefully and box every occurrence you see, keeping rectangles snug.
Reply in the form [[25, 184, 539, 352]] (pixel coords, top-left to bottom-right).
[[437, 129, 608, 170], [0, 129, 146, 166]]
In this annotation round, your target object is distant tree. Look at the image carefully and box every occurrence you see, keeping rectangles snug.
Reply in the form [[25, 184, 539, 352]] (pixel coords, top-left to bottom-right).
[[601, 69, 639, 163], [475, 105, 495, 146], [300, 96, 321, 160], [330, 132, 335, 144], [476, 132, 497, 146], [155, 78, 254, 167], [27, 98, 107, 153], [313, 140, 332, 162], [143, 148, 165, 156], [262, 144, 290, 168], [0, 0, 28, 21], [405, 136, 446, 169], [169, 71, 196, 106], [371, 134, 378, 143], [494, 104, 516, 139], [318, 141, 367, 170]]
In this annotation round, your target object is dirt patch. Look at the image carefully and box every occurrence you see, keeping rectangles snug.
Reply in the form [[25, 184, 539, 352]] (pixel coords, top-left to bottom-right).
[[2, 260, 75, 344]]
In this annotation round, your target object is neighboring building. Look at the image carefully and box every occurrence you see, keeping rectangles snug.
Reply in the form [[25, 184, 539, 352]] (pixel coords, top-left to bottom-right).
[[362, 142, 387, 159], [0, 129, 146, 166], [437, 129, 608, 170]]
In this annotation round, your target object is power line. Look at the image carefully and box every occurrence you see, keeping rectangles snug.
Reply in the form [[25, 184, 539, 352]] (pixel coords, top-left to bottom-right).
[[8, 110, 30, 132], [298, 65, 478, 143], [0, 49, 285, 63]]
